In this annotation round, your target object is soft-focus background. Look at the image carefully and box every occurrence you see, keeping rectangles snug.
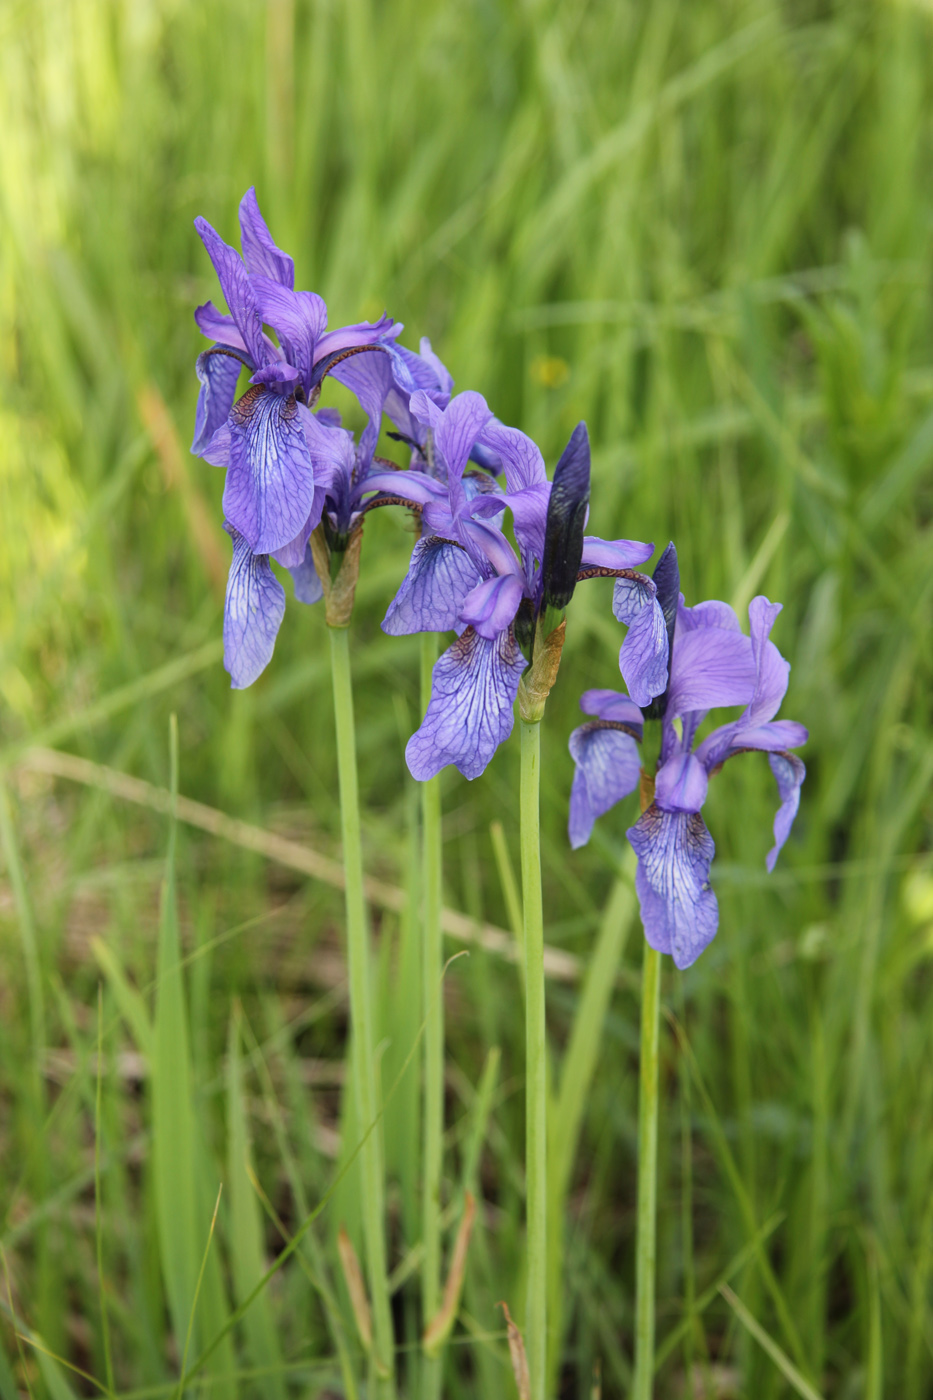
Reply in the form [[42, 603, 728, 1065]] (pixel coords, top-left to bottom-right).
[[3, 1, 933, 1396]]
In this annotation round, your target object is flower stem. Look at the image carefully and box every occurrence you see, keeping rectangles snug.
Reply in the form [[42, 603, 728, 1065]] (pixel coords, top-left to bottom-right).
[[420, 632, 444, 1400], [633, 938, 662, 1400], [520, 717, 547, 1400], [329, 624, 395, 1396]]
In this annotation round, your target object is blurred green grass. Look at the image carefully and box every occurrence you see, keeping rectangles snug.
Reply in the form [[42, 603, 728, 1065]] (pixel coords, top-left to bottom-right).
[[2, 0, 933, 1395]]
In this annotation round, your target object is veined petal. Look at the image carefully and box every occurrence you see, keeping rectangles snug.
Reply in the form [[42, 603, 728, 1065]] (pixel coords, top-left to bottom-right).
[[194, 217, 268, 369], [238, 187, 295, 288], [314, 315, 401, 362], [223, 527, 286, 689], [287, 542, 324, 605], [329, 348, 395, 464], [224, 385, 316, 554], [361, 469, 446, 508], [568, 722, 641, 849], [666, 627, 756, 719], [627, 806, 718, 969], [479, 420, 547, 491], [459, 517, 524, 580], [655, 751, 709, 814], [194, 301, 248, 352], [677, 597, 741, 633], [192, 349, 244, 455], [382, 535, 482, 636], [417, 338, 454, 398], [459, 574, 523, 640], [298, 403, 356, 497], [580, 536, 654, 571], [415, 391, 495, 504], [613, 574, 668, 707], [767, 752, 806, 872], [405, 626, 526, 781], [580, 689, 645, 733], [692, 597, 794, 766], [252, 278, 327, 385]]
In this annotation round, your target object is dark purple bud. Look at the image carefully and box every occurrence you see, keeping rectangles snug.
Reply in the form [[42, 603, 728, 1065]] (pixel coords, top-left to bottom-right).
[[541, 423, 590, 612], [643, 542, 679, 721]]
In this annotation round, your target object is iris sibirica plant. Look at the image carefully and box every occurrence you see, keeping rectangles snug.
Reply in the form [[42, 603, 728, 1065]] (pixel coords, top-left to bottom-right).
[[567, 543, 807, 1398], [189, 188, 808, 1400]]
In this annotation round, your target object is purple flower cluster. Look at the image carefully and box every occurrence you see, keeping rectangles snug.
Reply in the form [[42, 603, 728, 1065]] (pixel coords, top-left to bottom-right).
[[190, 191, 807, 968], [568, 546, 807, 968]]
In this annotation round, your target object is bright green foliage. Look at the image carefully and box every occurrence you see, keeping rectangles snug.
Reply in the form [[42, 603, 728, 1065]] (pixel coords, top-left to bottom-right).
[[1, 0, 933, 1396]]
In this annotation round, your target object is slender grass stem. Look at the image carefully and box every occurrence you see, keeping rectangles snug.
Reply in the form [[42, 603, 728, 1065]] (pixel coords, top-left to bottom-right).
[[329, 625, 395, 1397], [633, 938, 662, 1400], [520, 718, 547, 1400], [420, 632, 444, 1400]]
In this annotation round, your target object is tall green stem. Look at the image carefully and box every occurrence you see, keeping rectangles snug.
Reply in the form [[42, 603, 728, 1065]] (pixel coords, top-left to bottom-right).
[[520, 718, 547, 1400], [329, 625, 395, 1396], [420, 633, 444, 1400], [633, 939, 662, 1400]]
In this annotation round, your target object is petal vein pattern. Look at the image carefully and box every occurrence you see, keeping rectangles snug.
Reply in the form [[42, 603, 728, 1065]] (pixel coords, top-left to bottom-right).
[[223, 529, 286, 689], [382, 536, 482, 636], [224, 386, 316, 554], [406, 626, 527, 780], [627, 806, 718, 969]]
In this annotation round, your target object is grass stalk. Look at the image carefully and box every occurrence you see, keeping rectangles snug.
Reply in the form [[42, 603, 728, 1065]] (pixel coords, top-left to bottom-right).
[[520, 718, 547, 1400], [328, 625, 395, 1397], [420, 633, 444, 1400]]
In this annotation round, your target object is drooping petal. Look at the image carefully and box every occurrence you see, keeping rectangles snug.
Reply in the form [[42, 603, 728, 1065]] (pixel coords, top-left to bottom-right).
[[223, 527, 286, 689], [459, 517, 524, 580], [194, 217, 268, 369], [613, 574, 669, 707], [567, 722, 641, 849], [287, 542, 324, 605], [766, 752, 806, 872], [580, 689, 645, 733], [459, 574, 524, 640], [473, 484, 550, 581], [654, 751, 709, 814], [224, 385, 316, 554], [666, 626, 756, 719], [405, 626, 527, 781], [382, 535, 483, 636], [238, 188, 295, 288], [192, 349, 245, 454], [627, 806, 718, 969], [579, 536, 654, 571], [327, 345, 395, 463]]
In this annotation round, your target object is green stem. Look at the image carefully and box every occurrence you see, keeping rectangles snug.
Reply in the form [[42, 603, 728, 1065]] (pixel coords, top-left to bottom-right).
[[329, 625, 395, 1397], [420, 633, 444, 1400], [520, 718, 547, 1400], [633, 939, 662, 1400]]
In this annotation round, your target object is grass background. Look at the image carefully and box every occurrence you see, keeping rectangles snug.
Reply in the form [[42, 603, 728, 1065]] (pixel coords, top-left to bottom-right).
[[2, 0, 933, 1395]]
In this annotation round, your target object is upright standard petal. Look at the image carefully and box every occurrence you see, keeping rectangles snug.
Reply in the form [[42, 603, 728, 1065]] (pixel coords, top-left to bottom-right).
[[613, 574, 669, 707], [238, 188, 295, 288], [666, 626, 756, 718], [414, 390, 495, 507], [627, 805, 718, 969], [568, 723, 641, 849], [194, 217, 268, 369], [382, 535, 482, 636], [252, 279, 327, 389], [224, 385, 316, 554], [192, 349, 245, 455], [223, 528, 286, 689], [406, 625, 527, 781]]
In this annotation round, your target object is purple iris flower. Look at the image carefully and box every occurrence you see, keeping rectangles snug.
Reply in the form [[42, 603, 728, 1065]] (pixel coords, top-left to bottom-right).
[[568, 550, 807, 968], [382, 391, 654, 780], [191, 187, 401, 558], [217, 354, 445, 689]]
